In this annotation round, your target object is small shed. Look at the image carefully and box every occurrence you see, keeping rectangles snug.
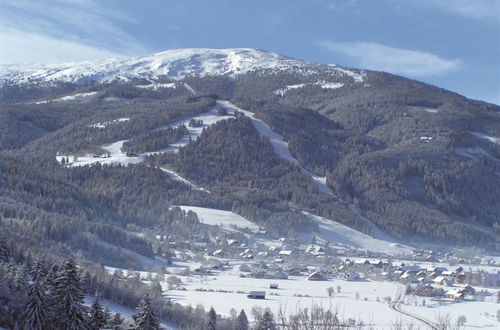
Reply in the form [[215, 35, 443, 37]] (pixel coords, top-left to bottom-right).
[[270, 283, 279, 289], [247, 291, 266, 299]]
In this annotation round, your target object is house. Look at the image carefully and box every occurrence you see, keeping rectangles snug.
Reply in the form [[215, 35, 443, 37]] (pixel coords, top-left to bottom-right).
[[459, 284, 475, 295], [270, 283, 279, 289], [370, 260, 385, 268], [433, 276, 453, 286], [247, 291, 266, 299], [345, 271, 360, 281], [445, 289, 465, 302], [354, 258, 371, 266], [308, 271, 327, 281]]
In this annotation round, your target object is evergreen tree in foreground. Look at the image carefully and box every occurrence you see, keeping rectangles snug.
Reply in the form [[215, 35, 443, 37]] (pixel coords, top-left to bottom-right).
[[236, 309, 249, 330], [25, 261, 48, 330], [108, 312, 125, 329], [207, 306, 217, 330], [133, 295, 159, 329], [257, 310, 276, 330], [89, 292, 106, 329], [53, 258, 87, 329]]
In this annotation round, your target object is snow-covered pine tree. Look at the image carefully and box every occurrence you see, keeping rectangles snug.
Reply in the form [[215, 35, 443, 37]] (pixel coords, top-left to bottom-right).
[[207, 306, 217, 330], [133, 295, 159, 329], [236, 309, 249, 330], [103, 306, 111, 326], [89, 292, 106, 330], [108, 312, 125, 329], [24, 261, 48, 330], [53, 258, 88, 329], [256, 310, 276, 330]]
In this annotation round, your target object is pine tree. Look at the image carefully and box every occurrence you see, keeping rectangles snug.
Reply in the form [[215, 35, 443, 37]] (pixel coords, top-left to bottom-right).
[[133, 295, 159, 330], [25, 261, 48, 330], [53, 258, 88, 329], [256, 310, 276, 330], [236, 309, 249, 330], [207, 306, 217, 330], [108, 312, 124, 329], [89, 292, 106, 329], [103, 307, 111, 326]]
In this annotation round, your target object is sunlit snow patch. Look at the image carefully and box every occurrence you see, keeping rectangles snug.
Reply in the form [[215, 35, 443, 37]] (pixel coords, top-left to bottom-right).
[[36, 91, 98, 104]]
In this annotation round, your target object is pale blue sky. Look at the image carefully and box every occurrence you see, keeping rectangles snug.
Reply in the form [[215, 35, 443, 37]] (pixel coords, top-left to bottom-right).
[[1, 0, 499, 104]]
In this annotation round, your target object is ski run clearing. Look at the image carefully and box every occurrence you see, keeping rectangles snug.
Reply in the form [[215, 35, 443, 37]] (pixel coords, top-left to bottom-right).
[[274, 81, 344, 96], [35, 91, 98, 104]]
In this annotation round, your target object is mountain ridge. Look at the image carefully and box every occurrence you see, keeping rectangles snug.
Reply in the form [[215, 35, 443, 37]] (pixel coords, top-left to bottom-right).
[[0, 47, 366, 87]]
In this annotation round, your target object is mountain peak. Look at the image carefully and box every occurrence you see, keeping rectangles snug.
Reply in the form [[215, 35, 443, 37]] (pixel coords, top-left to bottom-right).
[[0, 48, 312, 86]]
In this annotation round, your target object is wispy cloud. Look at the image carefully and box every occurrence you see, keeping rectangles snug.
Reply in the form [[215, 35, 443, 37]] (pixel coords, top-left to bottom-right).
[[403, 0, 500, 20], [0, 28, 123, 64], [317, 41, 462, 76], [0, 0, 146, 64]]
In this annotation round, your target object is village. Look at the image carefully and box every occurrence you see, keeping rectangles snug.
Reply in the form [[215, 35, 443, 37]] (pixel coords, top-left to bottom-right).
[[102, 206, 500, 328]]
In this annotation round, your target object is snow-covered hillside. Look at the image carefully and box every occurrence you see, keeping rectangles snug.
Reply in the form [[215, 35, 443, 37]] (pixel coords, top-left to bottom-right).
[[0, 48, 364, 86]]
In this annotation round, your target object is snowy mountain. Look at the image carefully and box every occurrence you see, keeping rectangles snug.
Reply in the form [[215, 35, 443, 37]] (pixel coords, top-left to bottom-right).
[[0, 48, 363, 86]]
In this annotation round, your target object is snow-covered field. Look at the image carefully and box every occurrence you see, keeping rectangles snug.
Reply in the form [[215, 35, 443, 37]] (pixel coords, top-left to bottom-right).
[[151, 105, 235, 154], [175, 206, 260, 233], [167, 269, 414, 328], [400, 292, 499, 328], [62, 140, 143, 168]]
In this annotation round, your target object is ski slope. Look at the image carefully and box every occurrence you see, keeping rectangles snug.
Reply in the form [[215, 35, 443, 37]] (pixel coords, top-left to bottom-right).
[[217, 100, 334, 195], [303, 212, 411, 255]]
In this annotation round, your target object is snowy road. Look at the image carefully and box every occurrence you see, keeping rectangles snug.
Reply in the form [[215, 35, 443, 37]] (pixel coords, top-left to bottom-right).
[[390, 284, 437, 330]]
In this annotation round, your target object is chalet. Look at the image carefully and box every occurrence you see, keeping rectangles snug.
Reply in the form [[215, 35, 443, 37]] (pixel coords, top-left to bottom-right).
[[445, 289, 465, 302], [354, 258, 371, 266], [460, 284, 475, 295], [270, 283, 279, 289], [247, 291, 266, 299], [433, 276, 453, 286], [308, 271, 327, 281], [370, 260, 385, 268]]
